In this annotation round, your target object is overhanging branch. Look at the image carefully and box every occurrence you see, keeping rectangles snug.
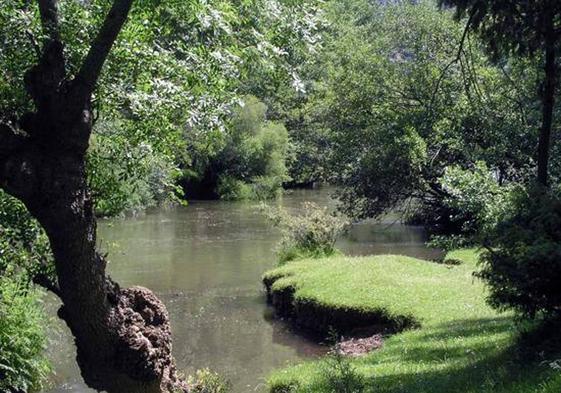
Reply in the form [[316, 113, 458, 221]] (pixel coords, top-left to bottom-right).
[[428, 12, 473, 115], [73, 0, 134, 102]]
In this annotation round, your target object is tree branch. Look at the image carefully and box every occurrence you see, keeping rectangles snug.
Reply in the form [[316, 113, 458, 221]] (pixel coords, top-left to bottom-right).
[[38, 0, 61, 42], [428, 12, 473, 115], [73, 0, 134, 101]]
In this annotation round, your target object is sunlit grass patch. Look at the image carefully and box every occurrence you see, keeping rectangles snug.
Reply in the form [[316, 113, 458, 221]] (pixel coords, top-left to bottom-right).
[[266, 250, 561, 393]]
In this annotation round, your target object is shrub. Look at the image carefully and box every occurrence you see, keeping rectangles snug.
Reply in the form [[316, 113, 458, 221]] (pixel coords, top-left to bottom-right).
[[264, 202, 349, 264], [216, 176, 254, 201], [477, 187, 561, 318], [217, 175, 284, 201], [0, 276, 50, 392], [319, 350, 366, 393], [0, 192, 54, 392], [428, 162, 514, 250], [187, 369, 231, 393]]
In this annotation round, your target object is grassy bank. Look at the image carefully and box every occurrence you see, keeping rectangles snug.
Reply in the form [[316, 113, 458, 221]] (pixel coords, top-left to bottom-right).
[[264, 251, 561, 393]]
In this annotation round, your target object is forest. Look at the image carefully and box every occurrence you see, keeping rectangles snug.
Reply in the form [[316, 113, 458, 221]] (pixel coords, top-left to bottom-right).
[[1, 0, 561, 392]]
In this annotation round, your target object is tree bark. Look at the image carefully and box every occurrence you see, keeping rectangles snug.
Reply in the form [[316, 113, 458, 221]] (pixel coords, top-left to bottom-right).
[[537, 15, 557, 187], [0, 1, 189, 392]]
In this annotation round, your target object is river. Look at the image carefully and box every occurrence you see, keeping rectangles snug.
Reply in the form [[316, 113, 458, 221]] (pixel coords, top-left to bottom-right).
[[43, 187, 438, 393]]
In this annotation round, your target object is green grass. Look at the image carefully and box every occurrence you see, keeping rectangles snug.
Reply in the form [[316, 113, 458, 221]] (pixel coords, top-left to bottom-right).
[[266, 250, 561, 393]]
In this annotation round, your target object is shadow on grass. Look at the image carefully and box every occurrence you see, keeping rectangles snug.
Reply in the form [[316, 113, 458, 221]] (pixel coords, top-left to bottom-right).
[[372, 317, 561, 393], [293, 317, 561, 393]]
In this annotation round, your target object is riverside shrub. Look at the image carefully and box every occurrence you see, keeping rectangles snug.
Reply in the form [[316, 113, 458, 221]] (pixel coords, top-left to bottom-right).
[[0, 191, 55, 285], [0, 276, 50, 392], [265, 202, 349, 264], [0, 191, 53, 391], [429, 162, 514, 250]]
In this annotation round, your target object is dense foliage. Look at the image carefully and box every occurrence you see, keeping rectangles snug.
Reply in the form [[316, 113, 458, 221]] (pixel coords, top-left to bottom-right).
[[0, 276, 50, 392], [477, 189, 561, 318], [0, 192, 54, 282], [184, 96, 290, 200], [308, 0, 540, 234], [0, 193, 53, 392]]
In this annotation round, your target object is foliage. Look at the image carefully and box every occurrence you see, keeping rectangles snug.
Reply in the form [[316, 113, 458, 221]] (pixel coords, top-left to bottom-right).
[[238, 0, 328, 186], [185, 96, 290, 200], [1, 0, 321, 214], [0, 276, 50, 393], [439, 0, 561, 187], [0, 193, 53, 392], [440, 0, 561, 59], [477, 188, 561, 318], [187, 368, 231, 393], [267, 250, 561, 393], [311, 0, 539, 232], [264, 202, 348, 264], [0, 191, 55, 285], [428, 162, 514, 249], [87, 122, 182, 217]]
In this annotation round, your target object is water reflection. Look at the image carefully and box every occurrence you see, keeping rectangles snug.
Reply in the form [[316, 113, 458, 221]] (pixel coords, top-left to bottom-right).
[[43, 187, 437, 393]]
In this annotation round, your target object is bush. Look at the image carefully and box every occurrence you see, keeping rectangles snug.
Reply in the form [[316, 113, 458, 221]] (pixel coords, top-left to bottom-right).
[[319, 350, 366, 393], [187, 369, 231, 393], [0, 276, 50, 392], [428, 162, 514, 250], [477, 187, 561, 318], [217, 175, 284, 201], [264, 202, 349, 264]]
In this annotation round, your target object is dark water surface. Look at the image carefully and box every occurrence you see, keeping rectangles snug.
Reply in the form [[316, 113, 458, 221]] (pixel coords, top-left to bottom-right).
[[43, 188, 438, 393]]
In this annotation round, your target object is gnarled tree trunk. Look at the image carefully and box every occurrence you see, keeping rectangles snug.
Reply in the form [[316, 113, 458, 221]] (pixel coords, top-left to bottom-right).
[[0, 1, 188, 392]]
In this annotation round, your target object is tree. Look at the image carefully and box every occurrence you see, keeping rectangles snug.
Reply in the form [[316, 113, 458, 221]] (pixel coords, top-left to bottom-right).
[[0, 0, 188, 391], [440, 0, 561, 186], [316, 0, 535, 231]]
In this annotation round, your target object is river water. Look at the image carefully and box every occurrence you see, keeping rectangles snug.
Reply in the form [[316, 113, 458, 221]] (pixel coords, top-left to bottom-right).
[[43, 188, 437, 393]]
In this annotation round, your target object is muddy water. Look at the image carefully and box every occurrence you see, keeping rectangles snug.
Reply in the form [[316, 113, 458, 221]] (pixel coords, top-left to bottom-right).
[[43, 188, 438, 393]]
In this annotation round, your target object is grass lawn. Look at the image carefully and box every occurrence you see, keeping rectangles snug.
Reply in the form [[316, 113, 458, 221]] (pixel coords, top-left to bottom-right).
[[264, 250, 561, 393]]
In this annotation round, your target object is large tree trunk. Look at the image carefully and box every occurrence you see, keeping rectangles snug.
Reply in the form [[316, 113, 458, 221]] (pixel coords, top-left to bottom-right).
[[537, 15, 557, 187], [0, 1, 189, 392]]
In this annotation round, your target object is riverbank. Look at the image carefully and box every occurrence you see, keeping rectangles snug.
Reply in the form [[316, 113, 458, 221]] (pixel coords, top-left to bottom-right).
[[264, 250, 561, 393]]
